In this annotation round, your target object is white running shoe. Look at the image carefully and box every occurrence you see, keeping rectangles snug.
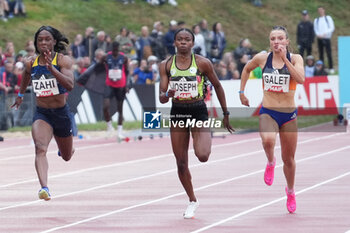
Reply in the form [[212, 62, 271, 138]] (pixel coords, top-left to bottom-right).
[[183, 201, 199, 219], [117, 133, 126, 140], [107, 124, 115, 132]]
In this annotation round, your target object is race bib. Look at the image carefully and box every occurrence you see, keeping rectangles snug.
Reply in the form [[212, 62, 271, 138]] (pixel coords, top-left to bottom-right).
[[170, 79, 198, 99], [263, 73, 290, 93], [108, 69, 122, 81], [32, 78, 59, 97]]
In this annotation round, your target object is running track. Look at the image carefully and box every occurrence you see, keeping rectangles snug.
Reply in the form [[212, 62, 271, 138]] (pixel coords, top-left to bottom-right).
[[0, 123, 349, 233]]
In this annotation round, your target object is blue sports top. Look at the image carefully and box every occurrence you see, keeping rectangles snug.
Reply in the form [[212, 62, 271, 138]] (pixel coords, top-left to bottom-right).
[[31, 52, 67, 97], [262, 52, 296, 92]]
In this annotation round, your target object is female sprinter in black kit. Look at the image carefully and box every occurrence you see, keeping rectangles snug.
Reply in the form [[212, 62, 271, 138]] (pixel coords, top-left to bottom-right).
[[159, 28, 234, 219], [12, 26, 75, 201]]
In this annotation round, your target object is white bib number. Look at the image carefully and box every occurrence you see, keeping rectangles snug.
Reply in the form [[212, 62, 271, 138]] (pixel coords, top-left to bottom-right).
[[32, 78, 59, 97], [108, 69, 122, 81], [263, 73, 290, 93], [170, 80, 198, 99]]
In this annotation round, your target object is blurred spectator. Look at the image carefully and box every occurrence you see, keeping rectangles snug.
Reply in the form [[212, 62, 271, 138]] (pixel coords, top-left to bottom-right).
[[147, 55, 159, 82], [314, 60, 328, 76], [4, 42, 15, 59], [92, 48, 105, 64], [73, 57, 87, 77], [133, 59, 153, 84], [0, 47, 5, 66], [105, 34, 113, 52], [82, 26, 95, 61], [233, 38, 253, 76], [164, 20, 177, 56], [135, 26, 153, 63], [0, 60, 18, 95], [305, 55, 315, 78], [227, 61, 240, 79], [150, 21, 166, 60], [128, 59, 138, 80], [314, 6, 335, 73], [177, 21, 186, 29], [213, 60, 227, 80], [70, 34, 86, 59], [0, 0, 9, 22], [221, 52, 240, 79], [115, 27, 134, 57], [199, 19, 213, 59], [13, 0, 26, 16], [92, 31, 108, 55], [13, 61, 24, 92], [16, 50, 26, 62], [25, 44, 35, 58], [210, 22, 226, 61], [192, 24, 206, 57], [233, 38, 253, 61], [297, 10, 314, 59]]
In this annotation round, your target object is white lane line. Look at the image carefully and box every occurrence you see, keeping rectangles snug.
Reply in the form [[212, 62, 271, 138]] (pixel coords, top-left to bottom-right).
[[0, 137, 261, 188], [37, 144, 350, 233], [0, 144, 32, 152], [2, 132, 341, 188], [0, 133, 344, 213], [0, 141, 119, 161], [0, 131, 339, 190], [0, 136, 104, 153], [191, 170, 350, 233]]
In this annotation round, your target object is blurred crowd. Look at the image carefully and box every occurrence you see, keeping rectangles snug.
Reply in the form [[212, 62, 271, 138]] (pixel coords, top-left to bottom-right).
[[0, 2, 337, 129], [0, 0, 26, 22]]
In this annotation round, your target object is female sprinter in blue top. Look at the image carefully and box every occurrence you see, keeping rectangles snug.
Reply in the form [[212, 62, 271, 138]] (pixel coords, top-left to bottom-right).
[[239, 26, 305, 213], [12, 26, 75, 201]]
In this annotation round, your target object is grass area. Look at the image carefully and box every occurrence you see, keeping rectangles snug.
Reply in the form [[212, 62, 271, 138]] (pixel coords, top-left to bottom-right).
[[6, 115, 336, 133], [1, 0, 349, 69]]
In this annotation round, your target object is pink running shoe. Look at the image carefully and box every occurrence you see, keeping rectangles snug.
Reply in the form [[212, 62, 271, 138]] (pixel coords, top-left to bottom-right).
[[285, 187, 296, 213], [264, 158, 276, 186]]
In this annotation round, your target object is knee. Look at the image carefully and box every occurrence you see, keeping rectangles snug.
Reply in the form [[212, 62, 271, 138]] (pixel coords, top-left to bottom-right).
[[60, 148, 74, 162], [34, 143, 47, 156], [176, 160, 188, 175], [196, 151, 210, 163], [262, 138, 275, 150], [198, 155, 209, 163], [282, 156, 295, 167], [194, 147, 211, 163], [61, 155, 72, 162]]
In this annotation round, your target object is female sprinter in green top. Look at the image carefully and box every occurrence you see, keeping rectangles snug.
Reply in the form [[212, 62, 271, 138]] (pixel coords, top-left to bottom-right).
[[159, 28, 234, 219]]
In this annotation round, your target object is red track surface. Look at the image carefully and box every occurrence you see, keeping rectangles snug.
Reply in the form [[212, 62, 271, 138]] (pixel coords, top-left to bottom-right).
[[0, 126, 349, 233]]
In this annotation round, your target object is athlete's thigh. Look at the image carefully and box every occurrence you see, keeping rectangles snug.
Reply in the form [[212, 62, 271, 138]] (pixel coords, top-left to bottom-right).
[[32, 119, 53, 148], [191, 126, 211, 155], [170, 126, 190, 161], [259, 114, 279, 142], [54, 135, 73, 155], [279, 119, 298, 159]]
